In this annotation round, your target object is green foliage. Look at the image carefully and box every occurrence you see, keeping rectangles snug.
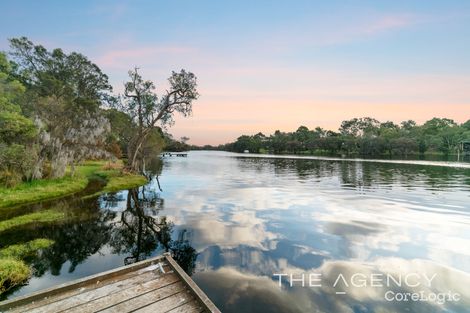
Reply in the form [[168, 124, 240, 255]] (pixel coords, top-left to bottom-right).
[[224, 117, 470, 157], [0, 161, 147, 208], [0, 258, 30, 293], [101, 174, 147, 194], [1, 38, 198, 187], [0, 210, 65, 232], [0, 169, 22, 188], [0, 52, 37, 187], [0, 109, 36, 144], [9, 37, 112, 104], [463, 119, 470, 131], [0, 236, 54, 293], [0, 163, 96, 208], [163, 133, 189, 152], [104, 108, 136, 156], [83, 163, 148, 198], [6, 37, 114, 181], [0, 239, 54, 259]]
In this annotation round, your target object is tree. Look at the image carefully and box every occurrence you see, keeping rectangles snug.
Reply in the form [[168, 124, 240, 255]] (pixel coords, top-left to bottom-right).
[[0, 52, 37, 186], [269, 130, 288, 154], [379, 121, 400, 155], [219, 117, 468, 158], [8, 37, 113, 178], [120, 68, 198, 172], [104, 108, 137, 157], [420, 118, 459, 155], [462, 119, 470, 131], [339, 117, 380, 137], [390, 137, 418, 156], [9, 37, 112, 105], [439, 126, 463, 155], [401, 120, 417, 131], [423, 118, 457, 134]]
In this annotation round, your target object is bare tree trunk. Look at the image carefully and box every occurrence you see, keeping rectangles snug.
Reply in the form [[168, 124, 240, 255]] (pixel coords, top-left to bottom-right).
[[128, 130, 151, 173]]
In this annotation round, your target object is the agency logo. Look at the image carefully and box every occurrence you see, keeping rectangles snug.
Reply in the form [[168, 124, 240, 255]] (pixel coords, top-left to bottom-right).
[[273, 272, 461, 304]]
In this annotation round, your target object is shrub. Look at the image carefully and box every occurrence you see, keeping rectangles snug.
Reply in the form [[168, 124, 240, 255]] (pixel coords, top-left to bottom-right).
[[0, 258, 30, 292], [0, 169, 22, 188]]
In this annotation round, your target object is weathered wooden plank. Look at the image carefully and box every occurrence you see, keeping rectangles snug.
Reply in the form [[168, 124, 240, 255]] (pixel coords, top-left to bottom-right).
[[166, 300, 206, 313], [13, 265, 173, 313], [63, 273, 180, 313], [0, 254, 221, 313], [0, 255, 167, 312], [8, 266, 171, 313], [28, 269, 170, 313], [8, 266, 162, 313], [164, 253, 221, 313], [99, 281, 186, 313], [133, 289, 195, 313]]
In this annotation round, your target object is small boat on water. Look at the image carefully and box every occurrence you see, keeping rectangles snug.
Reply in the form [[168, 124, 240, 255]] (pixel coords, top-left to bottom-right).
[[0, 253, 220, 313]]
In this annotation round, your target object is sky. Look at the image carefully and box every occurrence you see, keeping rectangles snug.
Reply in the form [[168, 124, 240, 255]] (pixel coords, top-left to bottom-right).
[[0, 0, 469, 145]]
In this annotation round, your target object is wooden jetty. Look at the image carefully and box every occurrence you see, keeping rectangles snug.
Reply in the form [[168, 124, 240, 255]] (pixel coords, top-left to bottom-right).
[[0, 253, 220, 313], [162, 152, 188, 157]]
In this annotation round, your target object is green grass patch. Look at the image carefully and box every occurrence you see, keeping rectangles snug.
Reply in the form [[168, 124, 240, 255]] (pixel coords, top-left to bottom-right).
[[0, 210, 64, 232], [0, 258, 30, 293], [101, 174, 147, 193], [0, 162, 103, 209], [0, 239, 55, 293], [0, 239, 55, 259], [0, 161, 147, 209], [82, 169, 148, 199]]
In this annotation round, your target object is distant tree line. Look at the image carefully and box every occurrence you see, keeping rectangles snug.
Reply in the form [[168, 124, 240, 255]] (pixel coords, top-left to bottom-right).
[[216, 117, 470, 157], [0, 37, 197, 187]]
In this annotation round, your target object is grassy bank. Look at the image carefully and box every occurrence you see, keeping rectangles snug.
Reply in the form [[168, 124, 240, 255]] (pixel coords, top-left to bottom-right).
[[93, 163, 148, 194], [0, 160, 148, 293], [0, 161, 147, 209], [0, 259, 30, 293], [0, 210, 64, 232], [0, 239, 55, 293], [0, 239, 54, 259]]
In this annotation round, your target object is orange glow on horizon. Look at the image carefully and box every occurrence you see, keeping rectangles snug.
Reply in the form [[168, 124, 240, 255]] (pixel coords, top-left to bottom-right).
[[170, 101, 470, 145]]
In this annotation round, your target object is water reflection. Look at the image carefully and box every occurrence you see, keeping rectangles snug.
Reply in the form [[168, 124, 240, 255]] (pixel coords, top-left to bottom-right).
[[2, 151, 470, 313], [158, 152, 470, 312], [1, 181, 197, 300]]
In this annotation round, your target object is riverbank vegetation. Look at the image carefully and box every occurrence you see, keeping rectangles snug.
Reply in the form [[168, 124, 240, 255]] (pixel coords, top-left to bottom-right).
[[0, 210, 64, 232], [0, 161, 144, 208], [0, 259, 30, 293], [219, 117, 470, 157], [0, 239, 54, 259], [0, 37, 198, 189], [0, 159, 148, 293], [0, 239, 55, 292], [0, 37, 198, 293]]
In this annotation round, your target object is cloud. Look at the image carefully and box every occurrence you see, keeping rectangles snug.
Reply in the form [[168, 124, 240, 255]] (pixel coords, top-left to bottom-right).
[[193, 259, 470, 312], [251, 12, 421, 52], [361, 13, 418, 36], [313, 13, 420, 46]]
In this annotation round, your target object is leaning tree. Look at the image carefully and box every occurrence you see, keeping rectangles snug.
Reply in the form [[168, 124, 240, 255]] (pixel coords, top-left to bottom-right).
[[120, 68, 198, 173]]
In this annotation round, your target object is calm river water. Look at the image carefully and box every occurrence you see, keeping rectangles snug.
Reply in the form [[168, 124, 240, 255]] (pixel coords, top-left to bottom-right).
[[2, 151, 470, 312]]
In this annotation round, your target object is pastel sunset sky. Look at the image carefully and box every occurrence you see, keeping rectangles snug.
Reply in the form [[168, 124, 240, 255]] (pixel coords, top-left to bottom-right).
[[1, 0, 469, 145]]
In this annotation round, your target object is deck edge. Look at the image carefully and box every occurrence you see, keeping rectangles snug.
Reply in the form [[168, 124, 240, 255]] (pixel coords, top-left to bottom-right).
[[164, 253, 221, 313], [0, 254, 166, 311]]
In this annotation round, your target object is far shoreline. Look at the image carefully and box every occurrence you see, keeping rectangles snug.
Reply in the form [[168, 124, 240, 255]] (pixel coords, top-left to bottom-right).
[[189, 150, 470, 169]]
